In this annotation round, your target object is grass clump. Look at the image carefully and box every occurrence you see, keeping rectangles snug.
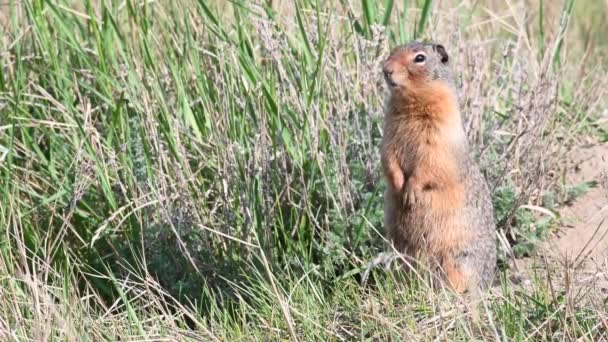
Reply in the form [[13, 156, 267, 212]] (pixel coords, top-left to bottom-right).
[[1, 0, 607, 340]]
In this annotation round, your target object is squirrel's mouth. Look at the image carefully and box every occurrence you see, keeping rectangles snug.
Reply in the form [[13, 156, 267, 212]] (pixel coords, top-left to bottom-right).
[[384, 73, 398, 88]]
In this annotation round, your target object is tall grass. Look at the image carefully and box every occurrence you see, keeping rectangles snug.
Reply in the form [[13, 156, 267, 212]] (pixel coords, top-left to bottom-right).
[[1, 0, 607, 339]]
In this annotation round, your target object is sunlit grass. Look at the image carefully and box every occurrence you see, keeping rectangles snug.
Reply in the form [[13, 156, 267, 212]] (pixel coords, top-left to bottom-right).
[[0, 0, 607, 339]]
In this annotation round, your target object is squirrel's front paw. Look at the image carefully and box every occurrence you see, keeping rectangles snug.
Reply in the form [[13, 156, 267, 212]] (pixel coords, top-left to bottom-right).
[[403, 185, 418, 208], [386, 165, 405, 192]]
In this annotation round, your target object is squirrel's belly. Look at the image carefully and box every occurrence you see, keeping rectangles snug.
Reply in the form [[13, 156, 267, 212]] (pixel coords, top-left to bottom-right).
[[396, 199, 472, 255]]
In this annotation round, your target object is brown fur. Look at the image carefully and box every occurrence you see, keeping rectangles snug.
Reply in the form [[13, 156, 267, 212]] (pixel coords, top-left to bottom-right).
[[381, 42, 497, 293]]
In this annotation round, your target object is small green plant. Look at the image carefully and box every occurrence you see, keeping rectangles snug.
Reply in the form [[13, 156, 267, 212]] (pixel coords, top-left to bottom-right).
[[493, 186, 559, 258], [0, 0, 607, 339], [564, 180, 598, 204]]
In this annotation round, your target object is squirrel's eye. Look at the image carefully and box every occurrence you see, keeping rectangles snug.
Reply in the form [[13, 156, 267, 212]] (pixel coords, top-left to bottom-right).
[[414, 54, 426, 63]]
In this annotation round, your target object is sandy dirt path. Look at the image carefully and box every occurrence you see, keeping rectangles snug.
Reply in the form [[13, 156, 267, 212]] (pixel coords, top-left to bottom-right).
[[534, 143, 608, 291]]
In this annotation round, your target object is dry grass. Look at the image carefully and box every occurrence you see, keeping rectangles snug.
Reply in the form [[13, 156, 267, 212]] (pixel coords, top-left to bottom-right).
[[0, 0, 607, 340]]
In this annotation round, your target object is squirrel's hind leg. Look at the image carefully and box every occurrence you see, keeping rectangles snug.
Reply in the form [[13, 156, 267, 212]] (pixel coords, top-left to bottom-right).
[[441, 254, 480, 294]]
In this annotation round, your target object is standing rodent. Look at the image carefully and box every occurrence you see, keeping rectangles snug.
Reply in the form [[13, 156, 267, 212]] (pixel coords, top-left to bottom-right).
[[380, 41, 496, 293]]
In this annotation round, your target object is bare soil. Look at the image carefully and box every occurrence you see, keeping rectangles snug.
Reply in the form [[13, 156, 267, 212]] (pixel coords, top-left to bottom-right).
[[520, 143, 608, 293], [552, 144, 608, 260]]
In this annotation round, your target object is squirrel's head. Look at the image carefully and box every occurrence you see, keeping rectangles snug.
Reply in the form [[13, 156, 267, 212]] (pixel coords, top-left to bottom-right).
[[382, 42, 454, 97]]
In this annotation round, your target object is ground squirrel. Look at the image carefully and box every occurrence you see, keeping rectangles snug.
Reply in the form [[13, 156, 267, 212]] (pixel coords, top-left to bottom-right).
[[381, 41, 496, 293]]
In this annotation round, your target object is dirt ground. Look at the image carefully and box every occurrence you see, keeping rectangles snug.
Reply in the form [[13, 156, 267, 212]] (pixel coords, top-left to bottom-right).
[[552, 144, 608, 259], [518, 143, 608, 293]]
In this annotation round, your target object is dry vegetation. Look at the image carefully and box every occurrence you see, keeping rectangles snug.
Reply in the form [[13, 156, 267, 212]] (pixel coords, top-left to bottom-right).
[[0, 0, 607, 340]]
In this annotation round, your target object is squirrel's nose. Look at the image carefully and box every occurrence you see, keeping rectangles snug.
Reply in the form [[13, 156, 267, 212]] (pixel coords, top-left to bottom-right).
[[383, 64, 397, 87], [382, 65, 393, 78]]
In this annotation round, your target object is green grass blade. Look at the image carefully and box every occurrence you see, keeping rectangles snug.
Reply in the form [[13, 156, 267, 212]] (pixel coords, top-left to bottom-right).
[[361, 0, 376, 36], [415, 0, 433, 39], [294, 0, 314, 64], [551, 0, 576, 68], [382, 0, 395, 26], [538, 0, 545, 60]]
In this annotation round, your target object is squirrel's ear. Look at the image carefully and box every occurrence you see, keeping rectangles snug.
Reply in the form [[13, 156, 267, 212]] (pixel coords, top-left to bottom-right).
[[435, 44, 449, 64]]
